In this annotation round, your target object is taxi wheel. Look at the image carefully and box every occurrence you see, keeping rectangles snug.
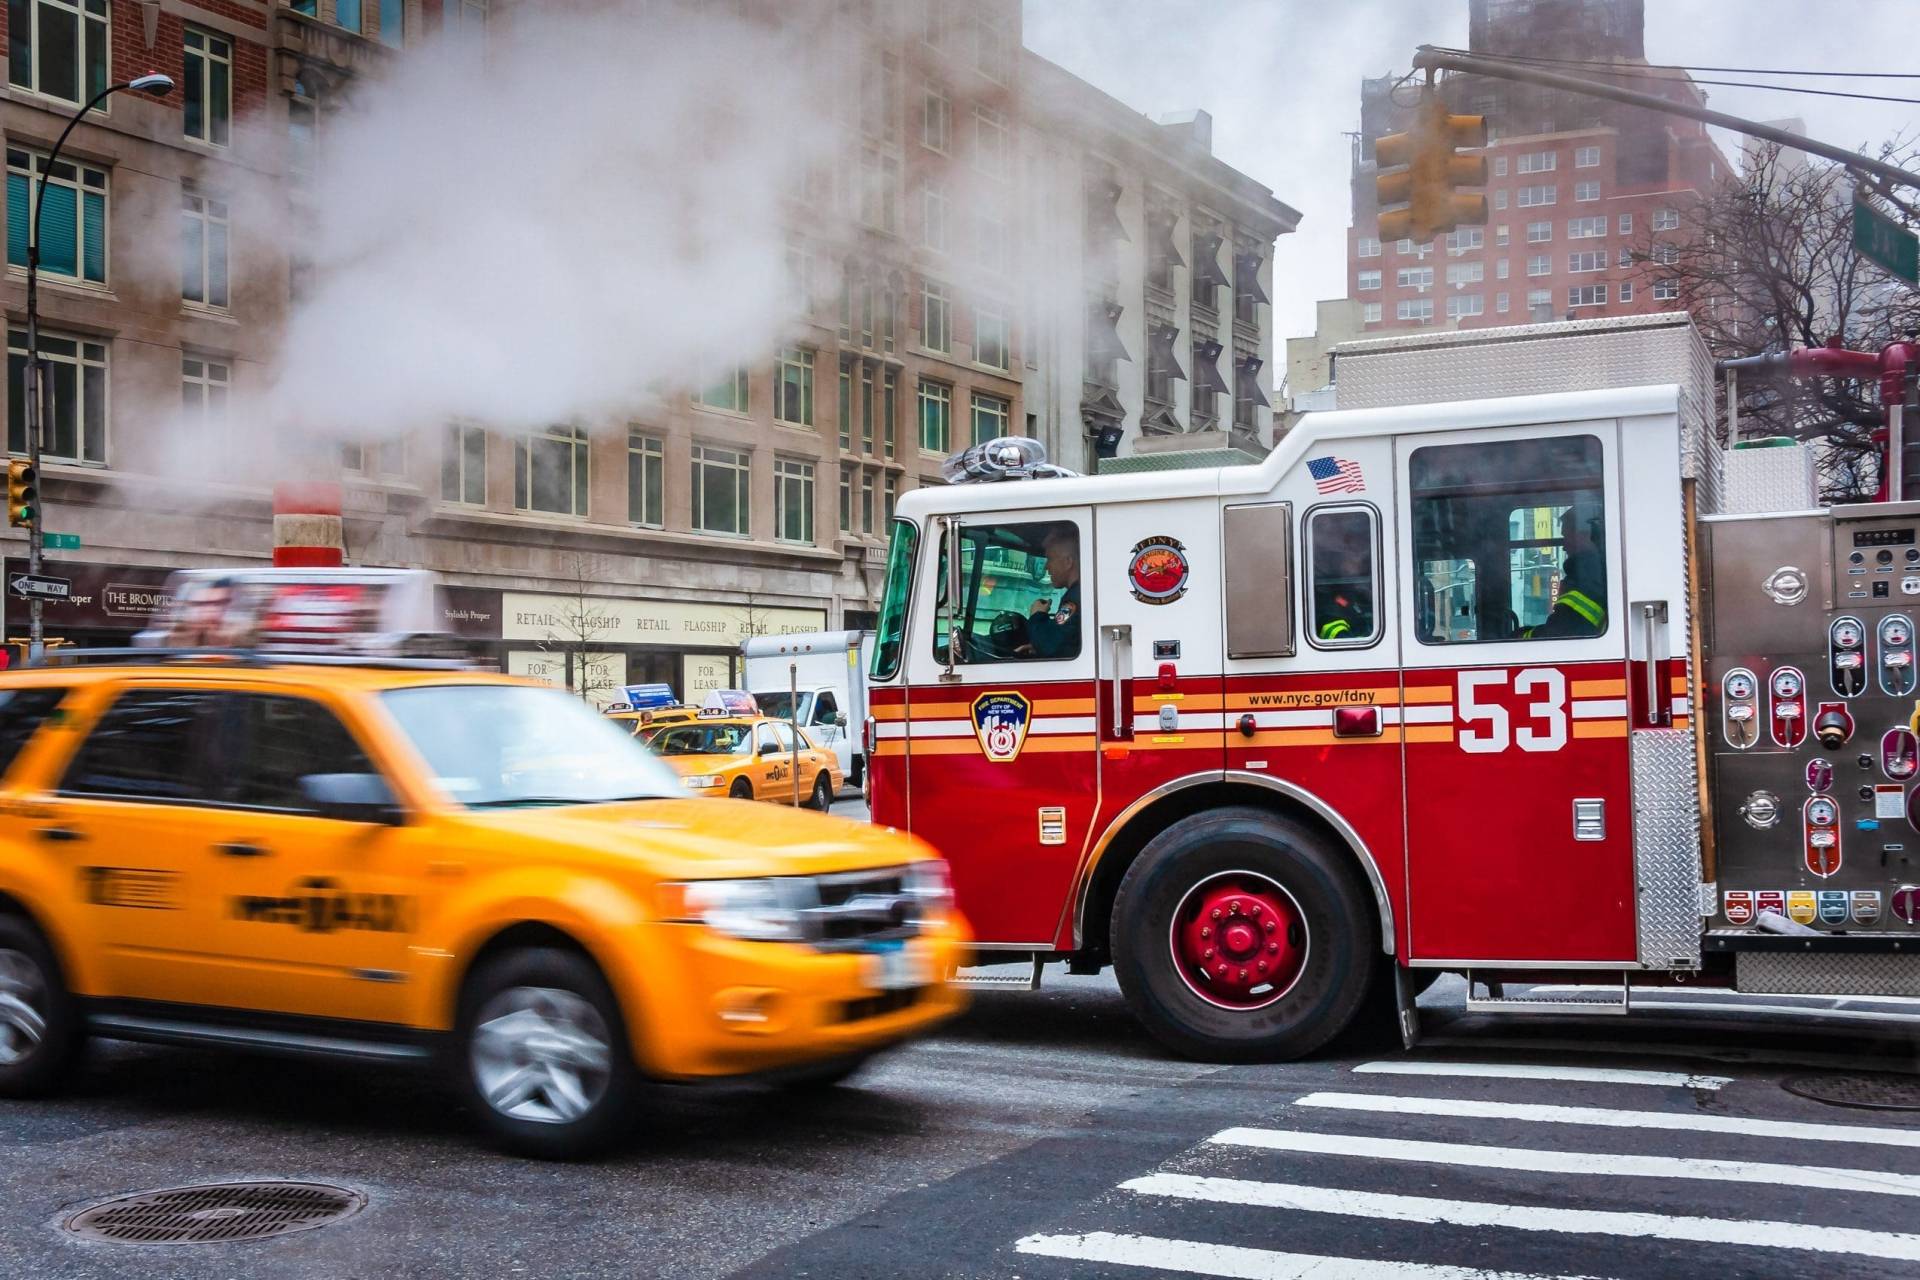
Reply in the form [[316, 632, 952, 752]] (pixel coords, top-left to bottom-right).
[[729, 779, 754, 800], [806, 773, 833, 811], [0, 914, 82, 1098], [1110, 808, 1374, 1064], [455, 947, 638, 1160]]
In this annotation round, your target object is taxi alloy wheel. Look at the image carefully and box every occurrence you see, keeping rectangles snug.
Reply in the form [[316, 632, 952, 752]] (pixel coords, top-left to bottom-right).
[[0, 915, 81, 1096], [457, 947, 637, 1159]]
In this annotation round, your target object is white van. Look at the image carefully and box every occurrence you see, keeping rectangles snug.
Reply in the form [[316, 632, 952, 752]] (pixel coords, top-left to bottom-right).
[[741, 630, 873, 791]]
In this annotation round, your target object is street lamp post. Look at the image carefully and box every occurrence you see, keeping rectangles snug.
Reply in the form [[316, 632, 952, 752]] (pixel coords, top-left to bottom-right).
[[22, 73, 172, 661]]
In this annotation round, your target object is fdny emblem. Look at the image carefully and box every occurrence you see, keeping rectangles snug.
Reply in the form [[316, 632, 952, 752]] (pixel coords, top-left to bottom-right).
[[1127, 536, 1190, 605], [1722, 891, 1754, 926], [972, 691, 1032, 763]]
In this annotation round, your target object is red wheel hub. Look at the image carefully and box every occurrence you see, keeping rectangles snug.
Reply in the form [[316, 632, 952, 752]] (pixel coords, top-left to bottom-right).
[[1171, 875, 1305, 1009]]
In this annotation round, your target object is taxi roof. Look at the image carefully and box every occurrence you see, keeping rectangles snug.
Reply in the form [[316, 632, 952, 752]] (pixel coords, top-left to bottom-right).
[[1, 655, 530, 694]]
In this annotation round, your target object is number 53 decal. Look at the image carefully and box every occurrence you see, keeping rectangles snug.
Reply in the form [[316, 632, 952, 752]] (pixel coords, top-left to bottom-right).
[[1457, 668, 1568, 753]]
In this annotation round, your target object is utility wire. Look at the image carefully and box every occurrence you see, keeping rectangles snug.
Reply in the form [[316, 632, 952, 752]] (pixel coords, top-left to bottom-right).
[[1426, 48, 1920, 106], [1423, 46, 1920, 80]]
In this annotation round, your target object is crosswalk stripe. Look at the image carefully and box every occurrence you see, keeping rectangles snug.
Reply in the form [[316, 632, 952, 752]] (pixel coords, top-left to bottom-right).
[[1417, 1032, 1920, 1076], [1014, 1231, 1590, 1280], [1296, 1091, 1920, 1148], [1353, 1061, 1731, 1089], [1210, 1126, 1920, 1199], [1124, 1172, 1920, 1263]]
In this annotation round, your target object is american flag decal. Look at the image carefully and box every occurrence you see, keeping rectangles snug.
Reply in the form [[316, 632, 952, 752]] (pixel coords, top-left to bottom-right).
[[1307, 456, 1366, 494]]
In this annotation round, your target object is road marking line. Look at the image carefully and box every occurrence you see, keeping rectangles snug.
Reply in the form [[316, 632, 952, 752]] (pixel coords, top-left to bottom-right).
[[1296, 1092, 1920, 1148], [1014, 1231, 1590, 1280], [1353, 1061, 1731, 1089], [1124, 1173, 1920, 1263], [1210, 1127, 1920, 1199], [1416, 1033, 1920, 1075]]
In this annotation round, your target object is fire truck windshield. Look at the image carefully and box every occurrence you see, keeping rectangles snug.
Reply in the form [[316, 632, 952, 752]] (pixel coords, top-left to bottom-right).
[[872, 520, 919, 680], [935, 520, 1081, 664]]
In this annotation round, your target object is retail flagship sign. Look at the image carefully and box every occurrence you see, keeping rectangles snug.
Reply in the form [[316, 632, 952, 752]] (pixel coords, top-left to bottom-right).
[[501, 593, 825, 646]]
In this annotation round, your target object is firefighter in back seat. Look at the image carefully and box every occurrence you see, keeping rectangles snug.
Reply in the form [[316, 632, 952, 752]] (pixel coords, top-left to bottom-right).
[[1527, 508, 1607, 637], [1315, 539, 1374, 642], [1021, 523, 1082, 658]]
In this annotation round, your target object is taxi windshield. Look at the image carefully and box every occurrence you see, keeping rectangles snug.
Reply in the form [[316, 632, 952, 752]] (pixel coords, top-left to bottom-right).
[[381, 684, 681, 807], [646, 723, 752, 756]]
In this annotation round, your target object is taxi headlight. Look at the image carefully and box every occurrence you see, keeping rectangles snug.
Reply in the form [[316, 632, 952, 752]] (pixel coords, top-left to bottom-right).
[[904, 859, 954, 925], [676, 878, 808, 942], [682, 775, 725, 789]]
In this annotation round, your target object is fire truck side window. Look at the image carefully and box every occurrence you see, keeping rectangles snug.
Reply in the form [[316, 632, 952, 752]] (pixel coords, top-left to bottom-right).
[[933, 520, 1082, 664], [1409, 435, 1607, 644], [1305, 506, 1379, 647]]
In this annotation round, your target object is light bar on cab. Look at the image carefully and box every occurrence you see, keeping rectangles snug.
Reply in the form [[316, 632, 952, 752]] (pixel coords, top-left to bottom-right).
[[940, 437, 1081, 485]]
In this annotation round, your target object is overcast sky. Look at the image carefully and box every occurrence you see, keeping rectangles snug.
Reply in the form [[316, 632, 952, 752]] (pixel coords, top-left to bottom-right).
[[1023, 0, 1915, 345]]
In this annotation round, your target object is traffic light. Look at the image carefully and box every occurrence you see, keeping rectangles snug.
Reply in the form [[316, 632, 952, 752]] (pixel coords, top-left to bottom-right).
[[1375, 91, 1489, 245], [6, 459, 34, 529]]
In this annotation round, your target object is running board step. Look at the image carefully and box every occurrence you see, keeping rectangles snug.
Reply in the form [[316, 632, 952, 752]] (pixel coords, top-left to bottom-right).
[[1464, 975, 1629, 1016], [953, 956, 1044, 990]]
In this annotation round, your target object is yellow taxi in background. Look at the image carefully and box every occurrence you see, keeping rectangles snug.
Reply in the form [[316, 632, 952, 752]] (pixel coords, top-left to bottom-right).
[[643, 712, 844, 809], [0, 569, 966, 1158]]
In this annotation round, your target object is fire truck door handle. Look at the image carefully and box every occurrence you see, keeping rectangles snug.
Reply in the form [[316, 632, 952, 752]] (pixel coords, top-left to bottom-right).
[[1639, 601, 1669, 724], [1105, 625, 1132, 740]]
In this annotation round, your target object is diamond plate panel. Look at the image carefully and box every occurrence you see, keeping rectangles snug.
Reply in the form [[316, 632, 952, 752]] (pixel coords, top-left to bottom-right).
[[1722, 443, 1819, 515], [1738, 951, 1920, 997], [1632, 726, 1705, 968], [1333, 313, 1722, 513]]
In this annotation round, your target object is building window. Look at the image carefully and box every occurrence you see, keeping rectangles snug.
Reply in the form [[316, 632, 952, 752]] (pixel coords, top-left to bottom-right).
[[883, 368, 897, 458], [1654, 243, 1680, 265], [972, 9, 1011, 80], [1568, 251, 1606, 273], [183, 28, 232, 146], [1357, 269, 1381, 291], [1396, 298, 1435, 324], [1618, 279, 1633, 302], [1618, 247, 1633, 269], [774, 347, 813, 427], [884, 473, 898, 524], [1653, 208, 1680, 231], [181, 189, 229, 309], [857, 146, 898, 233], [1618, 213, 1633, 235], [1493, 190, 1508, 211], [1356, 236, 1381, 258], [1526, 221, 1552, 243], [7, 149, 106, 284], [1445, 227, 1483, 252], [921, 177, 948, 252], [1567, 284, 1608, 308], [378, 0, 403, 46], [1396, 266, 1434, 289], [1527, 254, 1551, 277], [839, 463, 852, 532], [1518, 185, 1556, 207], [180, 355, 228, 445], [1653, 278, 1680, 301], [1496, 291, 1509, 313], [626, 431, 662, 527], [974, 306, 1009, 370], [918, 379, 951, 453], [973, 105, 1008, 176], [1495, 258, 1510, 279], [441, 423, 487, 505], [691, 444, 750, 536], [1568, 215, 1606, 239], [9, 0, 108, 104], [860, 362, 875, 453], [1526, 288, 1551, 311], [1445, 261, 1484, 286], [515, 424, 589, 516], [922, 279, 951, 353], [1575, 146, 1601, 168], [1394, 238, 1413, 254], [1362, 302, 1382, 323], [288, 78, 319, 180], [6, 329, 104, 464], [1493, 156, 1508, 177], [971, 391, 1010, 445], [1495, 225, 1510, 246], [696, 366, 749, 415], [922, 85, 949, 152], [1446, 294, 1484, 319], [861, 468, 876, 533], [860, 50, 900, 141], [1517, 151, 1556, 174], [774, 457, 814, 545], [1574, 181, 1600, 202], [837, 356, 853, 450], [335, 0, 362, 32]]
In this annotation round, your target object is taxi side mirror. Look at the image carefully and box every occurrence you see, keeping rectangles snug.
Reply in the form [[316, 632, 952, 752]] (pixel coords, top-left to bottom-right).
[[302, 772, 404, 826]]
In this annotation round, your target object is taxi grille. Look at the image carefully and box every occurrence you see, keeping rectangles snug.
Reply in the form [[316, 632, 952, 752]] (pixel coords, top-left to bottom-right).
[[801, 868, 918, 951], [835, 987, 922, 1024]]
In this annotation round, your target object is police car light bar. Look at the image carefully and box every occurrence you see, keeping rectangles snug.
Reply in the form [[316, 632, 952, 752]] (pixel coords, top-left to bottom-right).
[[940, 437, 1081, 485]]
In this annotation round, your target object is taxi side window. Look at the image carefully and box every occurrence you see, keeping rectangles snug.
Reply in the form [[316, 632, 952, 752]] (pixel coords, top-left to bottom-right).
[[61, 689, 219, 803], [771, 722, 798, 750], [756, 726, 780, 754], [0, 687, 69, 777], [218, 695, 377, 813]]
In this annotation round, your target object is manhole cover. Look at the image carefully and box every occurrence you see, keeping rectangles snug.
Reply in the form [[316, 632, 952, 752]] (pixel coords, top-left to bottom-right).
[[64, 1181, 364, 1245], [1783, 1072, 1920, 1111]]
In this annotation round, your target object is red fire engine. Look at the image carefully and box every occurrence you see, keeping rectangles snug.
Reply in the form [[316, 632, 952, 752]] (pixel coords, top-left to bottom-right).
[[865, 313, 1920, 1061]]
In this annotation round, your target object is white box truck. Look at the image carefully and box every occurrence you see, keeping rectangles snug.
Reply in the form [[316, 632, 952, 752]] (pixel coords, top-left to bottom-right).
[[742, 630, 874, 791]]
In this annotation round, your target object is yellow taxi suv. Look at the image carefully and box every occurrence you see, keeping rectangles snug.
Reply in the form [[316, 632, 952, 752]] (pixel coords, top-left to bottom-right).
[[643, 711, 843, 808], [0, 569, 967, 1159]]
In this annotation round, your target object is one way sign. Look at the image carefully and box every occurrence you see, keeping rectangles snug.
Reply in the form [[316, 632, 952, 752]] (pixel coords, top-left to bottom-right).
[[9, 573, 71, 601]]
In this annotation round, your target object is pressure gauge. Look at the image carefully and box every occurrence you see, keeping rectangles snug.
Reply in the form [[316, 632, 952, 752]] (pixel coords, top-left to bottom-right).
[[1727, 673, 1755, 699], [1808, 797, 1838, 827], [1774, 669, 1803, 698], [1835, 620, 1864, 649]]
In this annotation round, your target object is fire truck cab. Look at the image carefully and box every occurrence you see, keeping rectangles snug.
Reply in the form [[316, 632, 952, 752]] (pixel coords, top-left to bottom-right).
[[870, 313, 1920, 1061]]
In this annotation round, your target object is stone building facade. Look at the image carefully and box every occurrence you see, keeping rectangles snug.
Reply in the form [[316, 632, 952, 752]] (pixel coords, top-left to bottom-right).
[[2, 0, 1294, 704]]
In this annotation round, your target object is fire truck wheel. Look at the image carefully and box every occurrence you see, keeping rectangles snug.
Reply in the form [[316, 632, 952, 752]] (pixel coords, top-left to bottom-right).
[[1111, 808, 1376, 1062]]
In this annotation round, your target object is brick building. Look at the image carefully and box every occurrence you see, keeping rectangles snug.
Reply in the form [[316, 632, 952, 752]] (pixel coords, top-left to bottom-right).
[[1344, 0, 1732, 335], [0, 0, 1293, 703]]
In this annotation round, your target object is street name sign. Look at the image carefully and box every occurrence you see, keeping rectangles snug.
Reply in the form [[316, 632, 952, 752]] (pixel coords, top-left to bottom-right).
[[1854, 199, 1919, 287], [42, 533, 80, 550], [8, 573, 70, 600]]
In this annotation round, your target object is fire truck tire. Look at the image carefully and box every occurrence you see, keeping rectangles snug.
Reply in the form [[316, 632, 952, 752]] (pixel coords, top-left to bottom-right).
[[1111, 808, 1376, 1062]]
